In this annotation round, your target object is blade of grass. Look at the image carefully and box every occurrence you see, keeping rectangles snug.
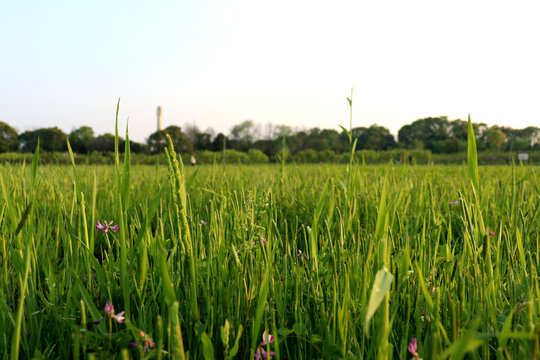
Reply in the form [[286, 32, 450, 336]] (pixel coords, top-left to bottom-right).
[[467, 115, 480, 192]]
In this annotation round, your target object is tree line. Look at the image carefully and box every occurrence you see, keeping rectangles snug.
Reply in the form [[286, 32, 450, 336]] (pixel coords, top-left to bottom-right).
[[1, 116, 539, 160]]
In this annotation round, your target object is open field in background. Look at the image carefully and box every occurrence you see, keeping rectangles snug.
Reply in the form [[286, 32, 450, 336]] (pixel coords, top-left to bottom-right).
[[0, 158, 539, 358]]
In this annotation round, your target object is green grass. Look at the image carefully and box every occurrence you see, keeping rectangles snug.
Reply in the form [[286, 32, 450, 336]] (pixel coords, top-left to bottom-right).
[[0, 152, 539, 358]]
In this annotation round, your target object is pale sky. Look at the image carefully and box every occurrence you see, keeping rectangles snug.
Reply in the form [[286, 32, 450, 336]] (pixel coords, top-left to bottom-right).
[[1, 0, 539, 143]]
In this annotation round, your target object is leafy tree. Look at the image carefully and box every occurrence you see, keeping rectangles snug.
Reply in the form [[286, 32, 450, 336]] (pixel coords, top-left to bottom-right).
[[230, 120, 257, 142], [184, 124, 214, 151], [284, 131, 307, 154], [130, 141, 149, 153], [448, 119, 468, 141], [510, 126, 540, 151], [251, 139, 276, 158], [19, 127, 67, 152], [69, 126, 95, 153], [356, 125, 396, 150], [320, 129, 346, 152], [304, 128, 330, 151], [398, 117, 450, 153], [87, 133, 124, 152], [229, 120, 260, 151], [485, 128, 507, 151], [272, 124, 293, 139], [210, 133, 227, 152], [0, 121, 19, 152], [148, 125, 193, 154], [443, 137, 461, 153]]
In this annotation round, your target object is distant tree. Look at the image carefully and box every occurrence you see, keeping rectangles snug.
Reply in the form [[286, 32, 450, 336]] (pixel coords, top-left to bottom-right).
[[129, 141, 149, 153], [184, 124, 214, 151], [398, 117, 450, 153], [283, 131, 307, 154], [230, 120, 255, 141], [319, 129, 346, 152], [147, 125, 192, 154], [0, 121, 19, 152], [304, 128, 330, 151], [485, 128, 507, 151], [251, 139, 275, 158], [69, 126, 95, 153], [19, 127, 67, 152], [531, 128, 540, 149], [230, 120, 259, 150], [443, 137, 461, 153], [448, 119, 468, 141], [411, 139, 425, 150], [272, 124, 294, 139], [359, 125, 396, 150], [87, 133, 124, 152], [511, 126, 540, 151], [210, 133, 227, 152], [351, 127, 367, 144]]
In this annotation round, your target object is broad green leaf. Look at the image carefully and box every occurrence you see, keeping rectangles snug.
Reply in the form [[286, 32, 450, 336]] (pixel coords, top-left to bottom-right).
[[227, 324, 243, 360], [200, 332, 215, 360], [364, 267, 393, 334], [339, 124, 352, 143]]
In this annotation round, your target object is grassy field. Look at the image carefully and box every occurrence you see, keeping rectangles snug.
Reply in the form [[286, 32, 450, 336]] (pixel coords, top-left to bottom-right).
[[0, 141, 539, 358]]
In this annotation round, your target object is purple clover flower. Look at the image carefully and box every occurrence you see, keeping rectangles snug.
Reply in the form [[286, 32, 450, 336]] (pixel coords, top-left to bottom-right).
[[96, 220, 119, 233], [408, 338, 418, 357], [516, 300, 527, 315], [92, 301, 125, 325], [254, 330, 275, 360], [129, 331, 156, 353], [449, 200, 460, 206], [408, 338, 423, 359], [485, 227, 496, 236], [261, 330, 274, 345], [252, 235, 267, 246], [297, 249, 309, 262]]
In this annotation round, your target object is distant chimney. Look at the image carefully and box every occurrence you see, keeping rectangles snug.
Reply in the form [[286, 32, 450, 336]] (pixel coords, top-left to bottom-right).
[[157, 106, 163, 131]]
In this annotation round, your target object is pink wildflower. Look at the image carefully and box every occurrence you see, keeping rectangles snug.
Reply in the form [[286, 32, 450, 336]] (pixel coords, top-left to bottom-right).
[[92, 301, 125, 325], [254, 330, 275, 360], [96, 220, 119, 233]]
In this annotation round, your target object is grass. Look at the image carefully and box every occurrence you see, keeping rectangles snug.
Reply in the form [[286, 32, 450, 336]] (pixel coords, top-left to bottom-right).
[[0, 137, 539, 358]]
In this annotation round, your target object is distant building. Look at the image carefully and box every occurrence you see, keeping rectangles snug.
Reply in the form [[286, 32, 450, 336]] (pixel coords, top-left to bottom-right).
[[157, 106, 163, 131]]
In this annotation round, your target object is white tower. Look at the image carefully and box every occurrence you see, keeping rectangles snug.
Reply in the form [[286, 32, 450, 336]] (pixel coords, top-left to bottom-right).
[[157, 106, 163, 131]]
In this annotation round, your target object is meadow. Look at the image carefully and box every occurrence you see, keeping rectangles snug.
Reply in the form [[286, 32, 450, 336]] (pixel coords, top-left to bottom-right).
[[0, 135, 539, 359]]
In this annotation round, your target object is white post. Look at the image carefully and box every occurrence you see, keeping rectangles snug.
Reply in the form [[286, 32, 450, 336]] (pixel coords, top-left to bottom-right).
[[157, 106, 163, 131]]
